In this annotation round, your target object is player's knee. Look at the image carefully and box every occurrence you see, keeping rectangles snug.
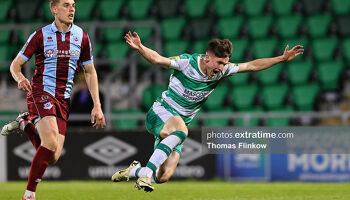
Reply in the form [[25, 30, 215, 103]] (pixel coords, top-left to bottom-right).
[[41, 136, 58, 151]]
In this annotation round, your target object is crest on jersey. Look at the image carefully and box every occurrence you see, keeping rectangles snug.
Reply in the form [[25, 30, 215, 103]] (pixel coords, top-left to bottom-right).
[[43, 102, 53, 110]]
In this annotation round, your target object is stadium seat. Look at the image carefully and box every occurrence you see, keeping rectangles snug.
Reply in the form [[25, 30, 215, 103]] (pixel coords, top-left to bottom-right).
[[276, 15, 302, 38], [317, 61, 344, 90], [337, 16, 350, 37], [302, 0, 326, 15], [230, 84, 258, 110], [213, 0, 238, 17], [0, 0, 12, 22], [218, 16, 243, 38], [99, 0, 124, 20], [142, 84, 167, 109], [157, 0, 180, 18], [161, 17, 186, 41], [230, 38, 249, 62], [306, 14, 332, 38], [234, 107, 263, 127], [243, 0, 267, 16], [292, 84, 319, 111], [204, 109, 232, 127], [228, 73, 249, 86], [272, 0, 296, 16], [248, 16, 273, 39], [252, 38, 278, 59], [257, 63, 283, 85], [74, 0, 96, 21], [0, 30, 11, 44], [15, 0, 41, 23], [184, 0, 210, 18], [102, 27, 124, 42], [42, 2, 53, 21], [112, 109, 142, 130], [191, 40, 209, 54], [105, 42, 129, 60], [0, 45, 10, 62], [331, 0, 350, 15], [127, 0, 153, 19], [265, 107, 294, 126], [287, 61, 313, 85], [133, 27, 153, 42], [164, 40, 189, 57], [189, 18, 213, 39], [342, 39, 350, 64], [280, 38, 308, 61], [203, 84, 229, 111], [261, 84, 288, 110], [312, 38, 338, 61]]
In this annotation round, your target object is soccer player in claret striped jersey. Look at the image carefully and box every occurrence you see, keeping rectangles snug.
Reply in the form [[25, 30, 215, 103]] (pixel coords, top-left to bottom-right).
[[111, 31, 303, 192], [0, 0, 106, 199]]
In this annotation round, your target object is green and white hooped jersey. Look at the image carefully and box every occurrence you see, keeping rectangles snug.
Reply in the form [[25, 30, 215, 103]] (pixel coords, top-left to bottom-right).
[[162, 53, 239, 120]]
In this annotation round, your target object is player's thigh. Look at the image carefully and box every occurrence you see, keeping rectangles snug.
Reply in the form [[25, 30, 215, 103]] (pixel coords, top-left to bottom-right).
[[35, 116, 59, 151], [158, 151, 180, 182], [160, 116, 188, 139]]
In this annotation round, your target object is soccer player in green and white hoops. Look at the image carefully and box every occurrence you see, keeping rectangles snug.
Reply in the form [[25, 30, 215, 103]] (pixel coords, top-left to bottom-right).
[[111, 31, 304, 192]]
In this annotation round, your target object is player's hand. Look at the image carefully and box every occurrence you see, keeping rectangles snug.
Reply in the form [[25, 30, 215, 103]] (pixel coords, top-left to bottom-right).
[[91, 105, 106, 130], [282, 45, 304, 62], [18, 78, 32, 92], [125, 31, 142, 50]]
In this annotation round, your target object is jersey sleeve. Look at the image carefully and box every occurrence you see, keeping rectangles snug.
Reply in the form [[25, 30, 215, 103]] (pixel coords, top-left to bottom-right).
[[18, 31, 41, 61], [169, 54, 191, 71], [222, 62, 239, 77], [79, 31, 94, 66]]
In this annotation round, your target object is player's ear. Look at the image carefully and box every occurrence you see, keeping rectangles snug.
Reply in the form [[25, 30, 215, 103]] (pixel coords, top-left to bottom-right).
[[204, 53, 210, 63]]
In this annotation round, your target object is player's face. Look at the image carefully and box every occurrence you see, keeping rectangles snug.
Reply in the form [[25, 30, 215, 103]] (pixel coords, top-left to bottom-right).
[[205, 53, 230, 77], [52, 0, 75, 24]]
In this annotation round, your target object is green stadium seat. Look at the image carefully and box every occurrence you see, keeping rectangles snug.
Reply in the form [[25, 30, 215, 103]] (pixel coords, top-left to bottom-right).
[[0, 30, 11, 44], [230, 38, 248, 62], [292, 84, 319, 111], [243, 0, 267, 16], [133, 27, 153, 42], [248, 16, 273, 39], [0, 0, 12, 22], [127, 0, 153, 19], [185, 0, 210, 18], [338, 16, 350, 38], [228, 73, 249, 86], [112, 109, 142, 130], [0, 110, 19, 127], [272, 0, 296, 16], [342, 39, 350, 64], [277, 15, 302, 38], [164, 40, 189, 57], [331, 0, 350, 15], [306, 14, 332, 38], [105, 42, 129, 59], [191, 40, 209, 54], [230, 84, 258, 110], [99, 0, 124, 20], [161, 17, 185, 40], [262, 84, 288, 110], [142, 84, 167, 109], [190, 18, 213, 39], [218, 16, 243, 38], [74, 0, 96, 21], [203, 84, 229, 110], [287, 61, 313, 85], [43, 2, 53, 21], [252, 38, 278, 58], [102, 27, 124, 42], [187, 118, 199, 129], [0, 45, 10, 62], [312, 38, 338, 61], [317, 61, 344, 90], [257, 64, 283, 85], [234, 107, 263, 127], [157, 0, 180, 18], [213, 0, 238, 17], [280, 38, 308, 61], [204, 109, 232, 127], [93, 42, 103, 58], [15, 0, 41, 23], [302, 0, 326, 15], [265, 107, 294, 126]]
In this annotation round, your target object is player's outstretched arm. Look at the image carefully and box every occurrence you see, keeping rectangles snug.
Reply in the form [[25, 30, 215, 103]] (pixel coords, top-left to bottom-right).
[[125, 31, 171, 69], [10, 55, 32, 92], [237, 45, 304, 73], [84, 63, 106, 129]]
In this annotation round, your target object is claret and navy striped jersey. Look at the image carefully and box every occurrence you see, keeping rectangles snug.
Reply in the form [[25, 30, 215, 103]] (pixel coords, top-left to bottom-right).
[[19, 22, 93, 99], [162, 53, 239, 120]]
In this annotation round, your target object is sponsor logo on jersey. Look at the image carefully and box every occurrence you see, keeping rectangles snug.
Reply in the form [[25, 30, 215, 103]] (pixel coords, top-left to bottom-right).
[[182, 89, 209, 102]]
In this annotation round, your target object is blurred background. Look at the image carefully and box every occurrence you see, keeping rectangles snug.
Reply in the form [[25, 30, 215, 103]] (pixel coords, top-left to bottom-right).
[[0, 0, 349, 183]]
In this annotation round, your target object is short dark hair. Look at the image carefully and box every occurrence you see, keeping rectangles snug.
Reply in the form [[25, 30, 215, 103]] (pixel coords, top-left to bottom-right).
[[49, 0, 60, 7], [206, 39, 232, 58]]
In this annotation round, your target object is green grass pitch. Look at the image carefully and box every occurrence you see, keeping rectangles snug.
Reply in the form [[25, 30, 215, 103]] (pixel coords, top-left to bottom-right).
[[1, 180, 349, 200]]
